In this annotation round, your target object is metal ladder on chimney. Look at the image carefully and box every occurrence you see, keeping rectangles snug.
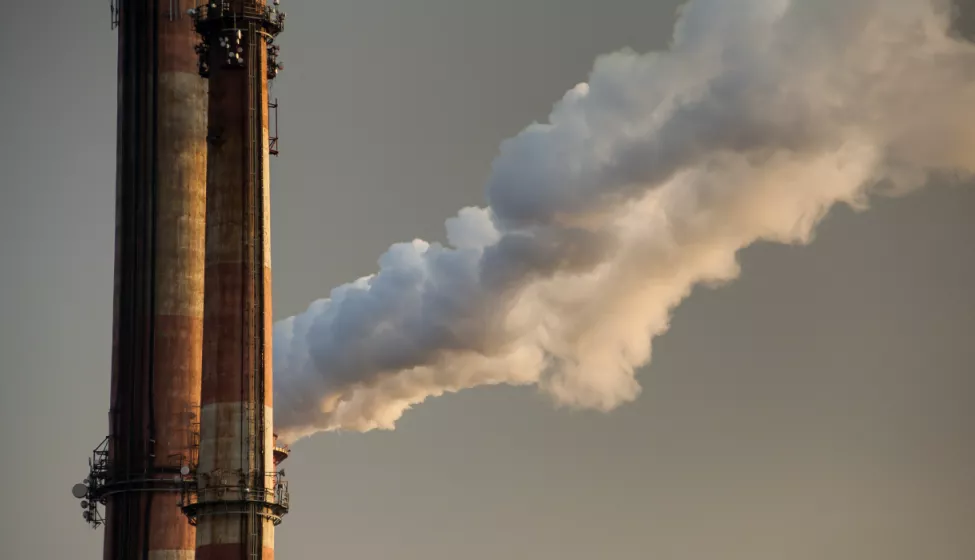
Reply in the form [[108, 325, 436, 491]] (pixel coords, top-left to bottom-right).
[[246, 18, 264, 560]]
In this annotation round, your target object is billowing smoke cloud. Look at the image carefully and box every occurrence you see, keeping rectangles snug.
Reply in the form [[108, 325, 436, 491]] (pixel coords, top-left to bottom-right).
[[273, 0, 975, 443]]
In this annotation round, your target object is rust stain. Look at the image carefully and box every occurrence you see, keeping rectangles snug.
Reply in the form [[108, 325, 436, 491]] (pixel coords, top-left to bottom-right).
[[155, 72, 207, 318]]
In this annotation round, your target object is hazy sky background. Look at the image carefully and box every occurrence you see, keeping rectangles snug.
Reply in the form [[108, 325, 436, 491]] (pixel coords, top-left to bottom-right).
[[1, 1, 973, 559]]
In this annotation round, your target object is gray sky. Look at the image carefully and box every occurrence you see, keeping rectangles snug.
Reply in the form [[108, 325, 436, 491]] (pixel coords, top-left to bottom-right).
[[1, 1, 973, 559]]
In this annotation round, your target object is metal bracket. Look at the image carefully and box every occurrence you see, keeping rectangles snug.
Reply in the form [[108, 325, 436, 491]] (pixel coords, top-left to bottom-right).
[[188, 2, 285, 78], [110, 0, 119, 30], [269, 99, 280, 156], [69, 437, 190, 529]]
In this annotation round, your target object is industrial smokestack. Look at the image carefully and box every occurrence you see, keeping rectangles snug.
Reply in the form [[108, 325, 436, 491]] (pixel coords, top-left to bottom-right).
[[180, 2, 288, 560], [273, 0, 975, 443], [71, 1, 207, 558]]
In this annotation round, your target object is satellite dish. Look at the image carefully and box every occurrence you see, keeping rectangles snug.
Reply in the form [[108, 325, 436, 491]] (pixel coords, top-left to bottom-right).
[[71, 483, 88, 499], [80, 501, 89, 508], [180, 466, 191, 476]]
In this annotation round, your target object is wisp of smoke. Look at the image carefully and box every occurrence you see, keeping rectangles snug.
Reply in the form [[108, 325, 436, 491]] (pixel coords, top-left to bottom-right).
[[273, 0, 975, 444]]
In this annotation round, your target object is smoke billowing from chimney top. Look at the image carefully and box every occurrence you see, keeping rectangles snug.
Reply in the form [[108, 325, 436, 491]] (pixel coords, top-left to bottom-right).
[[272, 0, 975, 444]]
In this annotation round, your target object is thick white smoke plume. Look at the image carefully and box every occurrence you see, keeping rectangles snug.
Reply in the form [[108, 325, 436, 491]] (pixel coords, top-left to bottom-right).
[[273, 0, 975, 443]]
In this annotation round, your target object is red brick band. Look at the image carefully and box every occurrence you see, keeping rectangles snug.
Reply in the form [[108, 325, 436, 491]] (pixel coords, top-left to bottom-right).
[[158, 2, 202, 75], [201, 264, 273, 407]]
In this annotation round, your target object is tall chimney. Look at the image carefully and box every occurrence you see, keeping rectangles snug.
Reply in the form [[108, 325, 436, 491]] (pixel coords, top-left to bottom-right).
[[181, 2, 289, 559], [71, 1, 207, 559]]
